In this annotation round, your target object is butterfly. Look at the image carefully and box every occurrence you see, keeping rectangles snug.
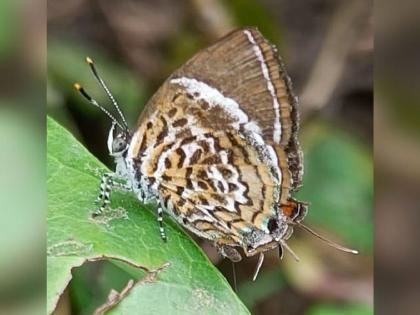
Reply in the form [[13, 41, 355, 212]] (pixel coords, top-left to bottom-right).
[[75, 27, 357, 280]]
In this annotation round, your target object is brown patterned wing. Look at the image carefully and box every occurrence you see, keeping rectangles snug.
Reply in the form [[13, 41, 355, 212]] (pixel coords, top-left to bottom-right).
[[157, 128, 280, 247], [169, 27, 303, 191], [137, 27, 302, 197], [132, 87, 282, 247], [133, 28, 303, 239]]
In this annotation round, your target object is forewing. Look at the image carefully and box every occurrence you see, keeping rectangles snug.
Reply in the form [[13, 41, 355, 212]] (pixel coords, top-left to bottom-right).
[[137, 28, 303, 196], [170, 27, 303, 190]]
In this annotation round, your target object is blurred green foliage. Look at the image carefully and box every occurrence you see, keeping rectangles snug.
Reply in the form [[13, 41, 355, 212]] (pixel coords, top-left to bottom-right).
[[307, 303, 372, 315], [0, 109, 45, 313], [222, 0, 283, 45], [0, 0, 45, 314], [165, 29, 203, 78], [297, 122, 373, 252], [238, 269, 285, 308], [48, 40, 147, 128], [0, 1, 18, 59]]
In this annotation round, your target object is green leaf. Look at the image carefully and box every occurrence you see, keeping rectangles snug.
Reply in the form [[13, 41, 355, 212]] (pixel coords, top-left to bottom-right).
[[47, 117, 249, 315]]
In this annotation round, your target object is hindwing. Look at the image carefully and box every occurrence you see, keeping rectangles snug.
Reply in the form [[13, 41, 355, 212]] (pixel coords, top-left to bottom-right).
[[157, 128, 280, 246], [130, 87, 283, 245]]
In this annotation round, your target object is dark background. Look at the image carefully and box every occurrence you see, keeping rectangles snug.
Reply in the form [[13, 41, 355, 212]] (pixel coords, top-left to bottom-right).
[[46, 1, 373, 314]]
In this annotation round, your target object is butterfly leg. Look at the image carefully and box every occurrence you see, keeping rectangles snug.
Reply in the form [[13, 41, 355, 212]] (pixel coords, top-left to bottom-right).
[[93, 173, 112, 216], [93, 172, 131, 216], [157, 207, 167, 242]]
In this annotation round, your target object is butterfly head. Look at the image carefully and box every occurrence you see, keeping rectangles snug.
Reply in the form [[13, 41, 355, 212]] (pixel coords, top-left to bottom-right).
[[107, 122, 131, 157], [243, 218, 289, 256], [243, 200, 309, 258]]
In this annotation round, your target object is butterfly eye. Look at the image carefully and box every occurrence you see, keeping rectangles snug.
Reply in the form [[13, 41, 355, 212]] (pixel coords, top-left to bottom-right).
[[267, 218, 279, 233], [111, 133, 128, 154]]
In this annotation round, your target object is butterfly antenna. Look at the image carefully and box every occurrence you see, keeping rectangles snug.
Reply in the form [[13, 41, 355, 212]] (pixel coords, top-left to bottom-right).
[[73, 83, 124, 130], [280, 241, 300, 262], [85, 57, 129, 130], [252, 253, 265, 281], [296, 222, 359, 254]]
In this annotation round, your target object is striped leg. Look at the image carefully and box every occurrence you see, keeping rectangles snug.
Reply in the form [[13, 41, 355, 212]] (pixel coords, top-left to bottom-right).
[[157, 207, 167, 242], [93, 172, 131, 217], [93, 173, 112, 216]]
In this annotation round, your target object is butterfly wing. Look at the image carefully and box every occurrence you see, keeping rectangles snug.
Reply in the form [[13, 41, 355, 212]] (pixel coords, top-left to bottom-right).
[[137, 28, 302, 197], [131, 88, 281, 245], [130, 27, 303, 246], [170, 27, 303, 191], [157, 127, 280, 246]]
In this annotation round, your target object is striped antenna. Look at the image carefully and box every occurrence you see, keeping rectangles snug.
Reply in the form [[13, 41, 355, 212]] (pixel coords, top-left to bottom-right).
[[73, 83, 125, 131], [85, 57, 129, 130]]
